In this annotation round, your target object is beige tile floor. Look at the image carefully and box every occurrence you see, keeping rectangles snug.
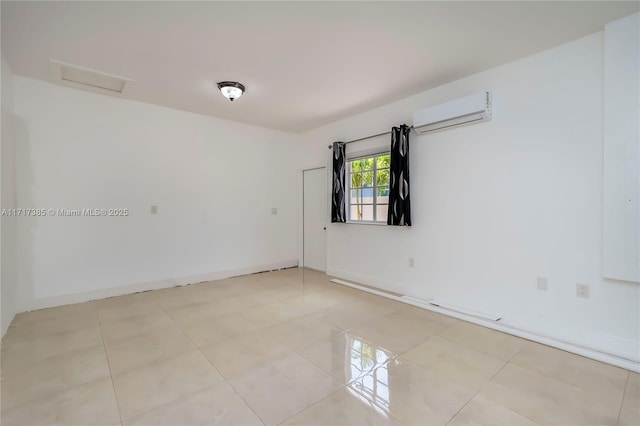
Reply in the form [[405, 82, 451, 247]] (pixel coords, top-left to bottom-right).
[[1, 268, 638, 426]]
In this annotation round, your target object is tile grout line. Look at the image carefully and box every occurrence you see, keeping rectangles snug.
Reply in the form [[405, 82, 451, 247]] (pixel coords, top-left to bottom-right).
[[0, 308, 111, 416], [226, 287, 356, 424], [616, 371, 631, 425], [443, 340, 543, 426], [166, 277, 352, 425], [105, 301, 224, 424], [504, 341, 632, 423], [156, 303, 267, 426], [2, 270, 318, 424], [276, 300, 459, 424], [95, 308, 125, 426], [1, 311, 103, 348], [274, 385, 348, 426], [104, 297, 229, 413], [338, 357, 410, 426], [383, 314, 460, 368], [512, 341, 631, 389], [274, 361, 408, 425], [276, 312, 409, 424], [261, 309, 348, 355]]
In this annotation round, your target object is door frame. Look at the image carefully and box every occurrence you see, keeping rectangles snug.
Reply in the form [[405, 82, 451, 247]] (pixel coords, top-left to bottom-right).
[[301, 166, 328, 271]]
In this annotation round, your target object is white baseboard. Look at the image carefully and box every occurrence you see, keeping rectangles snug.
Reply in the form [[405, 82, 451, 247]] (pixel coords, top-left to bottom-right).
[[327, 267, 405, 295], [330, 277, 640, 373], [18, 260, 298, 313], [424, 298, 502, 321]]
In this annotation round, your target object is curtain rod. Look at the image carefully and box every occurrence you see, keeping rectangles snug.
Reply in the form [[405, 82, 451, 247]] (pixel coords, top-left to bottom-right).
[[327, 125, 414, 149]]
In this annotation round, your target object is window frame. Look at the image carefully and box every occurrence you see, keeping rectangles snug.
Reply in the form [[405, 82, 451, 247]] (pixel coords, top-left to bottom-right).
[[346, 151, 390, 224]]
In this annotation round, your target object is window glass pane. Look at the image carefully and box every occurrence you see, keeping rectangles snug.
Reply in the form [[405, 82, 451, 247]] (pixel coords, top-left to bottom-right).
[[350, 204, 374, 221], [377, 186, 390, 197], [360, 204, 374, 221], [350, 204, 363, 221], [352, 188, 374, 203], [351, 157, 375, 171], [351, 173, 362, 188], [350, 204, 359, 221], [376, 204, 389, 222], [361, 171, 373, 187], [377, 154, 390, 169], [377, 169, 390, 186], [363, 157, 374, 170], [348, 153, 392, 225], [351, 159, 363, 172], [351, 159, 364, 172]]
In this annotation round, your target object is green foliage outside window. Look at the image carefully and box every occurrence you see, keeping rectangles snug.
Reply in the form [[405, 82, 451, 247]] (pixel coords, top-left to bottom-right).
[[349, 153, 390, 221]]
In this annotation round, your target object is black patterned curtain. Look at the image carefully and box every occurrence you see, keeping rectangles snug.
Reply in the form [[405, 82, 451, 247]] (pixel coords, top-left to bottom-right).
[[387, 125, 411, 226], [331, 142, 346, 223]]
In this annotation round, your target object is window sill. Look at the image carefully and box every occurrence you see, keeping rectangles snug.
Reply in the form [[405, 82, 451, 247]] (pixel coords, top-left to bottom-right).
[[345, 221, 387, 226]]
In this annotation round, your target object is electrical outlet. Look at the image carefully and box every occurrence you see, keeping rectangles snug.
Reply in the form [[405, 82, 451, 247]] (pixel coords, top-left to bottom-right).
[[408, 257, 415, 267], [537, 277, 548, 291], [576, 283, 590, 299], [150, 205, 158, 215]]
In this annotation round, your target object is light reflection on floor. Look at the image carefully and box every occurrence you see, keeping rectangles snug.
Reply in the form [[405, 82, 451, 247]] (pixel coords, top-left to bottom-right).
[[345, 333, 392, 418]]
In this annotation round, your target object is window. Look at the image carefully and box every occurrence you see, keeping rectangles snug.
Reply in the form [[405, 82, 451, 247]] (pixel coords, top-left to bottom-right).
[[348, 153, 390, 223]]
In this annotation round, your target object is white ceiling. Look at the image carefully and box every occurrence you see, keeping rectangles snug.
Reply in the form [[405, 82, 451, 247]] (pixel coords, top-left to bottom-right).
[[2, 1, 638, 133]]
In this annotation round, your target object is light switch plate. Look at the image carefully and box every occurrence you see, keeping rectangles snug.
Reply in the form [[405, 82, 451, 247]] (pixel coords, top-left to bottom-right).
[[537, 277, 548, 291], [576, 283, 590, 299]]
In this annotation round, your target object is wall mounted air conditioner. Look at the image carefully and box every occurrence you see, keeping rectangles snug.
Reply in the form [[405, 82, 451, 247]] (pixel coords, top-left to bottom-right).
[[412, 92, 492, 135]]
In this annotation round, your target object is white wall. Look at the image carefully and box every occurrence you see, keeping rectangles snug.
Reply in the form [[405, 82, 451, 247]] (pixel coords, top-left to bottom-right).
[[603, 13, 640, 283], [1, 53, 18, 336], [13, 77, 298, 312], [299, 32, 640, 362]]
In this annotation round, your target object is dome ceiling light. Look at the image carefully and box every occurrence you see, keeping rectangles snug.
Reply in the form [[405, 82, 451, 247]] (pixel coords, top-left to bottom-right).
[[217, 81, 245, 102]]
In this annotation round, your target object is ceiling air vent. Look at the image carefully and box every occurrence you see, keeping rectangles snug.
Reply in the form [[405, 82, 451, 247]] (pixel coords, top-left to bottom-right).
[[49, 60, 132, 94]]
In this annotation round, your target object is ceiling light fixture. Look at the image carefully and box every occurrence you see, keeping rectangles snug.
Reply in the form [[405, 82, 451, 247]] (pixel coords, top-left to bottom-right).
[[217, 81, 245, 102]]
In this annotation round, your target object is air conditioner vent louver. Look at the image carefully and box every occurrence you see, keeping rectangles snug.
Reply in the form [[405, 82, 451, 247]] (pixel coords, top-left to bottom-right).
[[50, 60, 131, 94], [412, 92, 492, 135]]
